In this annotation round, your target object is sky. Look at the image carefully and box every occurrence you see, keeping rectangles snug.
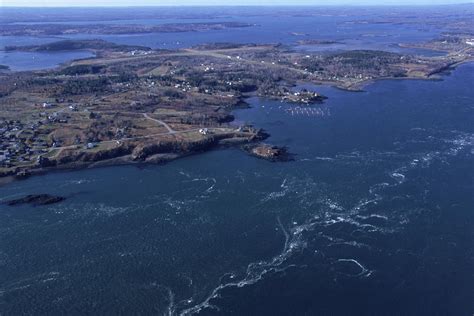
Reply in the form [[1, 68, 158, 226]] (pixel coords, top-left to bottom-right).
[[1, 0, 472, 6]]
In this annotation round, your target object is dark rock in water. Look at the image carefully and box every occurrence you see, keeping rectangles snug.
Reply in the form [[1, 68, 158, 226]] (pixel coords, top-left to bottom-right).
[[5, 194, 65, 206], [244, 143, 293, 162]]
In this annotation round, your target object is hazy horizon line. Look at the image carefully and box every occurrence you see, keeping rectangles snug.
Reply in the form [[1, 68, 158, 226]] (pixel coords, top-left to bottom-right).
[[2, 2, 473, 7]]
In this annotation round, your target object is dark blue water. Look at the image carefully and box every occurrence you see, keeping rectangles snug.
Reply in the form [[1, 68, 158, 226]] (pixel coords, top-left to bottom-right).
[[1, 56, 473, 315]]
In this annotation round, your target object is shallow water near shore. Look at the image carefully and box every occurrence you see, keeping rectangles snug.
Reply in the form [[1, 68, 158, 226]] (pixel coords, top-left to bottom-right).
[[1, 60, 473, 315]]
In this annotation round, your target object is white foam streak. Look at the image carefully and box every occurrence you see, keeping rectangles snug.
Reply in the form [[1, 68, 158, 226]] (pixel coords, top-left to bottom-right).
[[336, 259, 372, 277], [179, 217, 309, 315]]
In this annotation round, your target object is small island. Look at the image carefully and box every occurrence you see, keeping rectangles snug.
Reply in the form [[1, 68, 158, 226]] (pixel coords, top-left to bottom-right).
[[297, 39, 344, 45], [244, 144, 293, 162]]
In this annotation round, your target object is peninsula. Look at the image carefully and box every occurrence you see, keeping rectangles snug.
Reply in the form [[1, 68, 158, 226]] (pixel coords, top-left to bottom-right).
[[1, 34, 473, 182]]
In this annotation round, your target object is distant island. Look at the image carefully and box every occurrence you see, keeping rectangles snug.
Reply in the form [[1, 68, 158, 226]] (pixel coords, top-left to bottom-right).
[[4, 39, 152, 53], [0, 22, 255, 36], [297, 39, 344, 45]]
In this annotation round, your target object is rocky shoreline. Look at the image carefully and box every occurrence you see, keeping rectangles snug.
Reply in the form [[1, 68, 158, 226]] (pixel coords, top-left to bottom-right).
[[0, 125, 286, 186]]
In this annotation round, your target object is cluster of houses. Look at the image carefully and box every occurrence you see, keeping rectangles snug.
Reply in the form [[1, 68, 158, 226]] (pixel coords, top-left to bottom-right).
[[265, 88, 325, 105], [39, 111, 69, 124], [0, 102, 81, 169], [129, 50, 153, 56], [173, 81, 197, 93], [0, 120, 45, 168], [280, 90, 324, 104]]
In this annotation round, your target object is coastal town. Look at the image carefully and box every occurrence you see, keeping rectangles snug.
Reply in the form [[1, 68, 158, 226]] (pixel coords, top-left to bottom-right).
[[0, 32, 473, 181]]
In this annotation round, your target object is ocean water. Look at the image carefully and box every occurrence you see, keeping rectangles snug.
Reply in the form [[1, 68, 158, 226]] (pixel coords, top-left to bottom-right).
[[1, 51, 473, 316]]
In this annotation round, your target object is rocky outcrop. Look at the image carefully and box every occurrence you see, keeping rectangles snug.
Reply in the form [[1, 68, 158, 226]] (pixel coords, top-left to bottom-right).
[[131, 141, 179, 161], [5, 194, 65, 206], [36, 156, 55, 168], [244, 143, 293, 162], [131, 137, 218, 161], [55, 144, 133, 165], [145, 153, 180, 164]]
